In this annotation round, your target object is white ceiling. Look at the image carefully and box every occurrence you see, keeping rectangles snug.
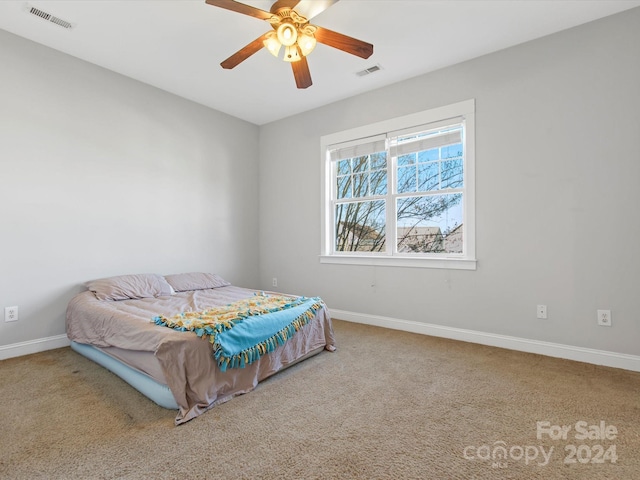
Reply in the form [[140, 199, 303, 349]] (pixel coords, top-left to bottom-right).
[[1, 0, 639, 125]]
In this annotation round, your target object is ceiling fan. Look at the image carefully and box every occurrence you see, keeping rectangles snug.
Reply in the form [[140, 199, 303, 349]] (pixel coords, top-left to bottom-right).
[[205, 0, 374, 89]]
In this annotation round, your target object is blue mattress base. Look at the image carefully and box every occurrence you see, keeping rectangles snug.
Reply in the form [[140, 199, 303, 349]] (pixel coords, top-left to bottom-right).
[[70, 341, 179, 410]]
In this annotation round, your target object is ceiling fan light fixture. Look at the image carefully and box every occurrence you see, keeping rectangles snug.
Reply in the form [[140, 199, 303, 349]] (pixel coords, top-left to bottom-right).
[[276, 22, 297, 46], [207, 0, 374, 89], [297, 32, 316, 57], [283, 45, 301, 62], [263, 31, 281, 57]]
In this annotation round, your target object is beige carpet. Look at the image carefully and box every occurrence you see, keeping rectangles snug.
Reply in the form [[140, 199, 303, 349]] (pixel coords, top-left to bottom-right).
[[1, 320, 639, 479]]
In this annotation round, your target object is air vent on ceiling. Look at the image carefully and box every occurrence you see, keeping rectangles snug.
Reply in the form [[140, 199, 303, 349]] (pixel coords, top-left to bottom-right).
[[356, 64, 383, 77], [26, 4, 74, 29]]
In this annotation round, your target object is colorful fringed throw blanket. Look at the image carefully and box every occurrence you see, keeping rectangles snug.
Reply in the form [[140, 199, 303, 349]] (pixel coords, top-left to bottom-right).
[[152, 294, 325, 371]]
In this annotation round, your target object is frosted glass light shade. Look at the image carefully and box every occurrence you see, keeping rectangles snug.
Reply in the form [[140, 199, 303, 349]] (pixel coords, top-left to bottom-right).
[[263, 32, 281, 57], [297, 33, 316, 57], [277, 22, 297, 46]]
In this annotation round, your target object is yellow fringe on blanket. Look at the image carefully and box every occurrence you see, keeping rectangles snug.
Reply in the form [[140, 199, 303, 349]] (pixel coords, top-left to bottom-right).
[[153, 294, 325, 371], [153, 294, 304, 337]]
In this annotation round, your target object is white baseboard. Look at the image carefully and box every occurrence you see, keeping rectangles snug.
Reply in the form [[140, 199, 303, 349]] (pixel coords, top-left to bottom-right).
[[0, 334, 71, 361], [3, 314, 639, 373], [331, 309, 640, 373]]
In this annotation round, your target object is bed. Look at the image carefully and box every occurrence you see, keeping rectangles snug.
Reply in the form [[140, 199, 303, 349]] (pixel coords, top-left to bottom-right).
[[65, 272, 336, 425]]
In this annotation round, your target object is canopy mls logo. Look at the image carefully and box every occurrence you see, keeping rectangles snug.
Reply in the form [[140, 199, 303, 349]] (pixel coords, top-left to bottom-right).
[[463, 442, 553, 467], [463, 420, 619, 469]]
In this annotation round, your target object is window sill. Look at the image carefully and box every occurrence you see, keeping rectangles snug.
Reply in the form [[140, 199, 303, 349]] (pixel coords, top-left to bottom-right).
[[319, 255, 477, 270]]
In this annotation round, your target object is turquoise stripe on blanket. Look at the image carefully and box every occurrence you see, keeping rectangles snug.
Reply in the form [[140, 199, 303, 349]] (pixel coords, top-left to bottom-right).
[[213, 297, 322, 372]]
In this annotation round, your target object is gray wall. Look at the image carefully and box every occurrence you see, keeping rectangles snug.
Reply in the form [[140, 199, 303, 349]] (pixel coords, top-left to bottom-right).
[[0, 30, 260, 347], [259, 8, 640, 355], [2, 9, 638, 357]]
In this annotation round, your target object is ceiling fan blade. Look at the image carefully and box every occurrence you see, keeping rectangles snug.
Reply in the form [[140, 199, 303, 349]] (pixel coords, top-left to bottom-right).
[[295, 0, 339, 20], [205, 0, 273, 20], [291, 55, 312, 89], [314, 26, 373, 59], [220, 32, 270, 69], [270, 0, 302, 12]]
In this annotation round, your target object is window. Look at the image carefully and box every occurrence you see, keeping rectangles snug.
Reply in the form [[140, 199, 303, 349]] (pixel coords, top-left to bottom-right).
[[321, 100, 476, 270]]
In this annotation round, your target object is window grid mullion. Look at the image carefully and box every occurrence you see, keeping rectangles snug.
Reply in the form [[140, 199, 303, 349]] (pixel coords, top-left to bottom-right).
[[387, 139, 396, 255], [394, 188, 464, 200], [414, 156, 419, 196], [335, 194, 385, 204]]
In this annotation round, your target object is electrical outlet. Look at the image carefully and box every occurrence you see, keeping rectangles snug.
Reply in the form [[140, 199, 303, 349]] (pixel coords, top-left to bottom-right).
[[272, 277, 278, 287], [597, 309, 612, 327], [537, 305, 547, 319], [5, 306, 19, 322]]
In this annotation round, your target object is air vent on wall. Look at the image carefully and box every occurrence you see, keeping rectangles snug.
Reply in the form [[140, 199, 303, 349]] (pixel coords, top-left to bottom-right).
[[26, 4, 74, 29], [356, 64, 383, 77]]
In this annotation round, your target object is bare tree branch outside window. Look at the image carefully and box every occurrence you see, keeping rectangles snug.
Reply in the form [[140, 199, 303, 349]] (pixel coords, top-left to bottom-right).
[[334, 131, 464, 254]]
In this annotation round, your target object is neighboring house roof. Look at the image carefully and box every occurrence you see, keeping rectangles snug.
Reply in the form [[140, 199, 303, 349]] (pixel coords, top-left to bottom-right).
[[398, 226, 443, 237], [397, 226, 444, 253], [444, 224, 463, 253], [337, 221, 382, 241], [338, 222, 463, 254]]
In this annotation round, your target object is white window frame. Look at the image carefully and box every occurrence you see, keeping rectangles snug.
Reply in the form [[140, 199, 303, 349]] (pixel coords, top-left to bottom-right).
[[320, 99, 476, 270]]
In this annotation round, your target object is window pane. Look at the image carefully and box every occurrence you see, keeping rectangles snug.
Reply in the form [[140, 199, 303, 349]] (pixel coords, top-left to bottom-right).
[[418, 163, 439, 191], [441, 143, 463, 159], [371, 169, 387, 196], [335, 152, 387, 199], [398, 153, 415, 166], [352, 172, 369, 198], [397, 165, 416, 193], [396, 194, 463, 253], [441, 159, 463, 189], [337, 159, 351, 175], [335, 200, 386, 252], [336, 175, 351, 199], [370, 152, 387, 170], [418, 148, 439, 162], [352, 156, 368, 173]]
